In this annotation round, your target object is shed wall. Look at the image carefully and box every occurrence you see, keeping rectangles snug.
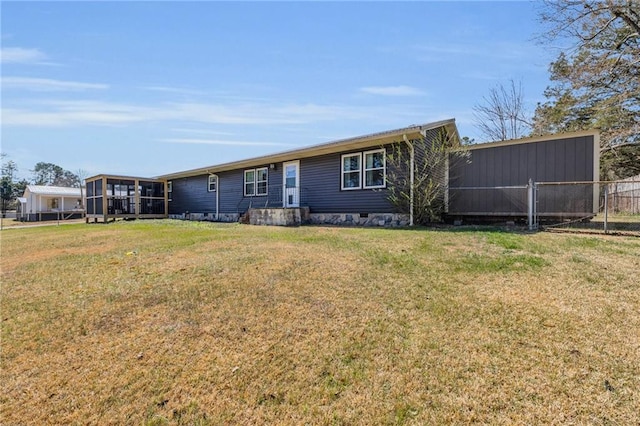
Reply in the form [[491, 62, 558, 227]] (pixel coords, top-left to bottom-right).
[[448, 135, 596, 216]]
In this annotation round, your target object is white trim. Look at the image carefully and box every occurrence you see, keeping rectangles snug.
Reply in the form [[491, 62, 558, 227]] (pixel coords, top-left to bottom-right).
[[363, 148, 386, 189], [244, 167, 268, 197], [462, 129, 600, 151], [211, 174, 219, 219], [256, 167, 268, 196], [341, 152, 362, 190], [244, 169, 255, 196], [167, 181, 173, 193], [593, 132, 600, 214], [282, 160, 300, 208], [207, 174, 217, 192]]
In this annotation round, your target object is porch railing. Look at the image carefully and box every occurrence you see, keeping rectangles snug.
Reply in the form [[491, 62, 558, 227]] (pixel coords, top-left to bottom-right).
[[235, 185, 308, 214]]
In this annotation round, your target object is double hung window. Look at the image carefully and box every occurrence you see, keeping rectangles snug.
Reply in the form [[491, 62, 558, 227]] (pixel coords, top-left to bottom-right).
[[341, 149, 386, 190], [207, 175, 217, 192], [341, 153, 362, 190], [244, 167, 268, 196]]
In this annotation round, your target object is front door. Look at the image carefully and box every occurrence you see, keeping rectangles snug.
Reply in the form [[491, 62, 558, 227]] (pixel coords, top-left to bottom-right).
[[283, 160, 300, 207]]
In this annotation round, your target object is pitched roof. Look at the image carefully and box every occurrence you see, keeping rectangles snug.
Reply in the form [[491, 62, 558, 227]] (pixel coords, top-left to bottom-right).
[[159, 119, 458, 179], [25, 185, 82, 197]]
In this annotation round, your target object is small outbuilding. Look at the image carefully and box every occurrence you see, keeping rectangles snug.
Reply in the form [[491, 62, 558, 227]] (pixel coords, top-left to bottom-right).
[[18, 185, 84, 222]]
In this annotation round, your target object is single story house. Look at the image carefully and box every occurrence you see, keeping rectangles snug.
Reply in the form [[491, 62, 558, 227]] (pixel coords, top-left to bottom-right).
[[160, 119, 460, 226], [158, 120, 600, 226], [18, 185, 84, 222]]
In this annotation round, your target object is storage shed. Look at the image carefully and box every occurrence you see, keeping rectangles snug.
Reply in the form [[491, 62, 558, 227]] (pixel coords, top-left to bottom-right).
[[447, 130, 600, 220]]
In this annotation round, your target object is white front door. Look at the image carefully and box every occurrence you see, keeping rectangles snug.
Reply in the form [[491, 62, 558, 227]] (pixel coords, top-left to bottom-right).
[[283, 160, 300, 207]]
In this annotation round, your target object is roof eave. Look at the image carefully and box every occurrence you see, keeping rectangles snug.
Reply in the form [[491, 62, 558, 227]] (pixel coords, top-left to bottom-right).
[[159, 119, 457, 179]]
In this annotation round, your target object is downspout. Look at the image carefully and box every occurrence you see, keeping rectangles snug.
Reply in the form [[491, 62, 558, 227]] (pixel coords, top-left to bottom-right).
[[403, 134, 414, 227], [213, 174, 219, 220]]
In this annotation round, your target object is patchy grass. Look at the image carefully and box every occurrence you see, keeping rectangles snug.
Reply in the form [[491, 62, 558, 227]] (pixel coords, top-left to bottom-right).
[[1, 220, 639, 425]]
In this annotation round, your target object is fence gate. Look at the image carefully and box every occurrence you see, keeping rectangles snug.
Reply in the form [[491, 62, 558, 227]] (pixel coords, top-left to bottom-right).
[[534, 179, 640, 236]]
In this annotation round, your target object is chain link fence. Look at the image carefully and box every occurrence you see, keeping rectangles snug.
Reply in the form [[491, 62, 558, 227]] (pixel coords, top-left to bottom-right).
[[448, 177, 640, 236], [538, 178, 640, 236]]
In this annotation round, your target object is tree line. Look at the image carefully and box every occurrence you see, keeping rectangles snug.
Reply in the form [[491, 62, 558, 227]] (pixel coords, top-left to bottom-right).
[[473, 1, 639, 180]]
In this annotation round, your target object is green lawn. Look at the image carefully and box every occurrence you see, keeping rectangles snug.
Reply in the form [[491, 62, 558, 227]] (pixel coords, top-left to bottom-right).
[[1, 220, 639, 425]]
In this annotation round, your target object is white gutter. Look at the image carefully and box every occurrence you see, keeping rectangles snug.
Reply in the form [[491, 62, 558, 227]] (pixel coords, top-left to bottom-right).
[[403, 134, 414, 227], [213, 174, 219, 220]]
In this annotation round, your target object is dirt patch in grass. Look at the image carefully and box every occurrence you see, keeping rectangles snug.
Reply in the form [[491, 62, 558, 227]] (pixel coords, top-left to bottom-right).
[[1, 222, 639, 424]]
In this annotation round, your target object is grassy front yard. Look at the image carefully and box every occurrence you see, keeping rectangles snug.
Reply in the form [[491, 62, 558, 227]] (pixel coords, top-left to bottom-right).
[[1, 221, 639, 424]]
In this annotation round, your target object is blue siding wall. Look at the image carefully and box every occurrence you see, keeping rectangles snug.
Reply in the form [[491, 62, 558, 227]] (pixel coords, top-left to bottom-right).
[[218, 166, 282, 214], [168, 129, 457, 216], [170, 166, 282, 216], [300, 147, 395, 214], [168, 175, 216, 214]]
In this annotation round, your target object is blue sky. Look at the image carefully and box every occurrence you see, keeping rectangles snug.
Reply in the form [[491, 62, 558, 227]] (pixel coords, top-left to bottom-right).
[[2, 1, 555, 180]]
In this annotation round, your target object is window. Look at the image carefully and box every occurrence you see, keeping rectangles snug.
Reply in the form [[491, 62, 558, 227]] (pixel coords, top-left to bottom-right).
[[244, 167, 268, 196], [256, 168, 268, 195], [167, 181, 172, 193], [364, 149, 386, 188], [208, 175, 217, 192], [341, 149, 386, 190], [244, 170, 255, 196], [341, 153, 361, 190]]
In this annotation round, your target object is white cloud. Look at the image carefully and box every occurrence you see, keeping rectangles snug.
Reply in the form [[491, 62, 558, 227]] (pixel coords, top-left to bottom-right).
[[142, 86, 204, 96], [360, 85, 425, 96], [2, 100, 366, 127], [161, 138, 296, 147], [2, 77, 109, 91], [1, 47, 48, 64], [1, 99, 417, 128]]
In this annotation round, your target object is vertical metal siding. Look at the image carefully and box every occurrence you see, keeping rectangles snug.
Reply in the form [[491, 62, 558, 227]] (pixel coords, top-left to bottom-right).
[[448, 135, 595, 215]]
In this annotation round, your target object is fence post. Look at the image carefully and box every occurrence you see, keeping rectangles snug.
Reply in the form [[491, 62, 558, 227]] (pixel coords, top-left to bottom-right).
[[634, 176, 638, 215], [603, 184, 609, 234], [527, 178, 534, 231]]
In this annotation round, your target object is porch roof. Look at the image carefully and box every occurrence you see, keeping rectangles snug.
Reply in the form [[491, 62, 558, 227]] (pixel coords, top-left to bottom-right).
[[25, 185, 82, 197]]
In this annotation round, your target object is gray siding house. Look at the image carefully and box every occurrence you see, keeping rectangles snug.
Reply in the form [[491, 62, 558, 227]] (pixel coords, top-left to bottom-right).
[[158, 121, 599, 226], [161, 120, 459, 226]]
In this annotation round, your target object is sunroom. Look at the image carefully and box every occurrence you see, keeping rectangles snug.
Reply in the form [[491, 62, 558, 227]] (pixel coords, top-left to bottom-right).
[[85, 175, 168, 222]]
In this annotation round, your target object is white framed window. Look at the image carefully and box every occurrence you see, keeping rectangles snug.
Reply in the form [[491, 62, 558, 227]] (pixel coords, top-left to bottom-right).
[[244, 168, 268, 196], [256, 167, 268, 195], [167, 181, 172, 193], [208, 175, 217, 192], [244, 170, 255, 196], [363, 149, 386, 189], [341, 153, 362, 190]]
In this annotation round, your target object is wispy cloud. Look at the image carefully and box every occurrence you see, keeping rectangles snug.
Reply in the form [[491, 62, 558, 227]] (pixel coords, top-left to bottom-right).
[[170, 128, 236, 136], [412, 41, 547, 63], [2, 101, 150, 126], [161, 138, 296, 147], [1, 47, 49, 64], [1, 99, 370, 128], [359, 85, 425, 96], [2, 77, 109, 91], [142, 86, 204, 96]]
